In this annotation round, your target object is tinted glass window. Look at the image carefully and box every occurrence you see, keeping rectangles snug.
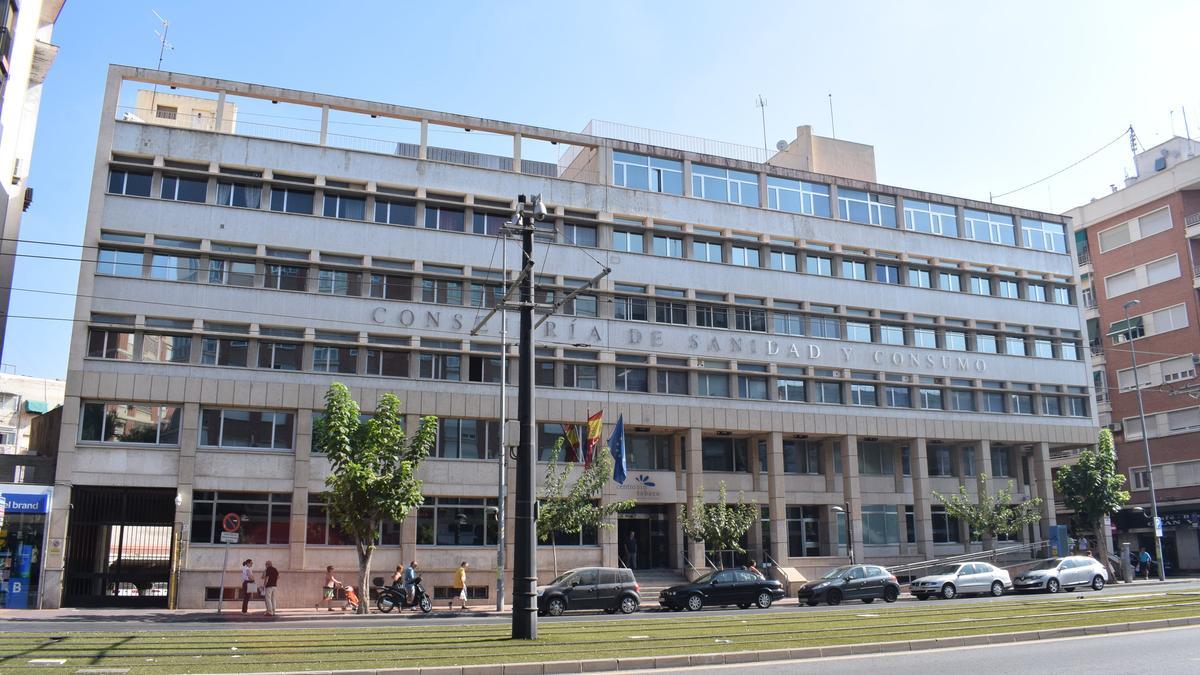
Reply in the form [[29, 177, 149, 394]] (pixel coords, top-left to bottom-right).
[[600, 569, 618, 584], [715, 570, 737, 583], [848, 567, 866, 580], [575, 569, 598, 585]]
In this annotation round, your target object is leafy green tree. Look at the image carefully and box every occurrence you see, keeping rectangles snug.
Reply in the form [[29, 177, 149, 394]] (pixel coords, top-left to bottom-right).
[[679, 482, 757, 568], [934, 476, 1043, 550], [313, 383, 436, 613], [538, 442, 636, 576], [1054, 428, 1129, 578]]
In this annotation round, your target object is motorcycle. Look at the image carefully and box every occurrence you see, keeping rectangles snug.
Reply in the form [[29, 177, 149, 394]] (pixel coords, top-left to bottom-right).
[[374, 576, 432, 614]]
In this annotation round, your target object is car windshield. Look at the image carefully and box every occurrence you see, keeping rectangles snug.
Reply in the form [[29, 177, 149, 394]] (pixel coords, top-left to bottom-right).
[[926, 564, 962, 576], [1029, 559, 1063, 571], [550, 571, 576, 585], [821, 566, 854, 579], [693, 570, 718, 584]]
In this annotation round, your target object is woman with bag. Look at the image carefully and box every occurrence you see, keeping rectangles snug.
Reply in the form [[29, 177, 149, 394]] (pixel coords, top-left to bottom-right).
[[240, 558, 256, 614]]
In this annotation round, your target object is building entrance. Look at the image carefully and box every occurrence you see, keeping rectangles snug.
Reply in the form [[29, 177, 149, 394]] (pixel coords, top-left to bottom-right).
[[617, 505, 672, 569], [63, 487, 176, 607]]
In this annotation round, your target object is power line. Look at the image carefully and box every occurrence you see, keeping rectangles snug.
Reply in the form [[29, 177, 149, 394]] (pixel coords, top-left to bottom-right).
[[991, 130, 1129, 200]]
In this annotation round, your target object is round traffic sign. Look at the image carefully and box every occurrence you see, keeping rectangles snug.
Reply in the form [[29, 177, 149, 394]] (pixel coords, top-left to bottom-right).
[[222, 512, 241, 532]]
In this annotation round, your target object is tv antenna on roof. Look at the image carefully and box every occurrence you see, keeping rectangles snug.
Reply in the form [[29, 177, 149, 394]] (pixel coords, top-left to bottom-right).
[[755, 95, 768, 160], [150, 10, 174, 113]]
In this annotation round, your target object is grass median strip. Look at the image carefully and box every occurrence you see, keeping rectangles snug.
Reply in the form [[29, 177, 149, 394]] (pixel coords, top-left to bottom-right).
[[3, 593, 1199, 674]]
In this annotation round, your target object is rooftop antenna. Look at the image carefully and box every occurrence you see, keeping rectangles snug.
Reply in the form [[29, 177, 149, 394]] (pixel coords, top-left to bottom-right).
[[828, 93, 836, 139], [755, 95, 768, 161], [150, 10, 174, 114], [1129, 125, 1140, 177], [1184, 106, 1194, 158]]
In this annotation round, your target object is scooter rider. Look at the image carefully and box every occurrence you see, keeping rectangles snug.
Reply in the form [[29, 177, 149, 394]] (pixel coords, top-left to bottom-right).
[[402, 561, 419, 607]]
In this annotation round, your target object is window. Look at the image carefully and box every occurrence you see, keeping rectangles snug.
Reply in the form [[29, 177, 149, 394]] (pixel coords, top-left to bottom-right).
[[861, 505, 899, 545], [317, 269, 360, 296], [878, 325, 904, 346], [928, 446, 953, 476], [564, 292, 598, 317], [612, 230, 644, 253], [217, 181, 262, 208], [698, 370, 730, 397], [141, 333, 191, 363], [850, 383, 877, 406], [200, 409, 295, 450], [1061, 342, 1078, 360], [782, 441, 820, 474], [424, 206, 465, 231], [731, 245, 760, 267], [970, 276, 991, 296], [1068, 396, 1088, 417], [657, 366, 689, 395], [842, 259, 867, 280], [875, 264, 900, 284], [692, 240, 723, 262], [806, 255, 832, 276], [264, 264, 306, 291], [738, 374, 768, 400], [838, 189, 896, 227], [1041, 395, 1062, 416], [306, 494, 358, 546], [932, 506, 960, 543], [615, 359, 650, 392], [258, 342, 302, 371], [963, 209, 1015, 246], [1104, 269, 1137, 298], [997, 279, 1019, 299], [626, 434, 673, 471], [976, 334, 998, 354], [938, 271, 961, 292], [416, 497, 499, 546], [692, 165, 758, 205], [983, 390, 1005, 413], [702, 437, 749, 472], [774, 312, 804, 336], [200, 337, 248, 367], [562, 351, 599, 389], [903, 200, 958, 237], [160, 175, 208, 203], [919, 387, 942, 410], [654, 296, 688, 325], [208, 258, 255, 286], [1022, 219, 1067, 253], [419, 343, 462, 381], [421, 277, 464, 305], [909, 268, 931, 288], [191, 492, 291, 545], [375, 199, 415, 225], [767, 177, 831, 216], [437, 419, 501, 459], [87, 329, 134, 360], [97, 248, 143, 277], [1034, 339, 1054, 359], [366, 348, 409, 377], [323, 193, 365, 220], [80, 403, 181, 444], [108, 168, 152, 197], [809, 314, 840, 339], [990, 448, 1011, 477], [961, 447, 976, 476], [269, 186, 314, 214], [769, 250, 797, 272], [562, 222, 597, 246], [1145, 255, 1180, 287], [651, 234, 682, 258], [734, 303, 767, 332], [313, 344, 357, 374], [612, 152, 683, 194], [913, 328, 937, 349], [884, 385, 911, 408], [785, 505, 822, 557], [1005, 336, 1026, 356], [859, 442, 893, 475], [814, 376, 842, 404], [369, 273, 412, 300], [1025, 283, 1046, 302], [777, 378, 806, 402], [468, 211, 505, 236], [695, 301, 728, 329], [948, 388, 974, 412], [1010, 391, 1033, 414]]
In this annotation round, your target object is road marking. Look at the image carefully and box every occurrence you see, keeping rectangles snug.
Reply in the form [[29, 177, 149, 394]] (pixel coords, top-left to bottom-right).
[[29, 659, 67, 665]]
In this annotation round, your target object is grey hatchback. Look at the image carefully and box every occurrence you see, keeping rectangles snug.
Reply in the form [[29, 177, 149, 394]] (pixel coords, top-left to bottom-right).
[[537, 567, 641, 616]]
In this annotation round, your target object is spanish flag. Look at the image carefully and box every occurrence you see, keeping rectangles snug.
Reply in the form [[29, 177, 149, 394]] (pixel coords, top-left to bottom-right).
[[563, 424, 581, 462], [584, 410, 603, 467]]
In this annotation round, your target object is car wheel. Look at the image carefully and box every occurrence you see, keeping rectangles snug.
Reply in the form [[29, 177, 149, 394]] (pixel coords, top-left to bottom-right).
[[620, 596, 638, 614], [686, 594, 704, 612], [941, 583, 957, 600], [915, 594, 928, 601], [547, 598, 566, 616], [883, 586, 898, 603], [990, 581, 1004, 597], [1046, 578, 1060, 594], [1091, 575, 1105, 592], [861, 597, 875, 604], [826, 589, 842, 606], [756, 591, 773, 609]]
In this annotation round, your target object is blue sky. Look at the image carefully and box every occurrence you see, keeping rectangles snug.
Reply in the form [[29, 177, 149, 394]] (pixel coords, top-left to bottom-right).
[[5, 0, 1198, 379]]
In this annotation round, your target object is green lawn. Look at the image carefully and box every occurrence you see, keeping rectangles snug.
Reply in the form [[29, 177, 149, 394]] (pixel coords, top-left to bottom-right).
[[3, 592, 1199, 674]]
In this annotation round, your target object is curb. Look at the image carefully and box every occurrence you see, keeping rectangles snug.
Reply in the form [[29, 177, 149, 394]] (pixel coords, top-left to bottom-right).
[[212, 615, 1200, 674]]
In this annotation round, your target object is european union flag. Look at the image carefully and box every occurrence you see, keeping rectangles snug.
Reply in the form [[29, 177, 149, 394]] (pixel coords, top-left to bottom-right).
[[608, 414, 627, 485]]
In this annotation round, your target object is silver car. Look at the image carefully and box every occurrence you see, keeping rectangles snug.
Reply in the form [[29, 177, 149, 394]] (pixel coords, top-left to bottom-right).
[[910, 562, 1012, 600], [1012, 556, 1108, 593]]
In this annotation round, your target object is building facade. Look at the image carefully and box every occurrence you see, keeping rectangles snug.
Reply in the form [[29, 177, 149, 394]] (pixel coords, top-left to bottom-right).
[[1067, 137, 1200, 571], [43, 66, 1095, 609], [0, 0, 64, 360]]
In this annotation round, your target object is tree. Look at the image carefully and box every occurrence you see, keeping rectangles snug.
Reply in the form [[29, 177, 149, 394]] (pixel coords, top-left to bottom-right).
[[933, 475, 1043, 551], [313, 383, 436, 613], [1054, 428, 1130, 579], [537, 443, 636, 576], [679, 481, 757, 568]]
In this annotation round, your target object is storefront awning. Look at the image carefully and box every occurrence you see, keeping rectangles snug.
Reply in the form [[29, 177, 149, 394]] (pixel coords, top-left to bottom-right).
[[23, 400, 48, 414], [1107, 316, 1143, 338]]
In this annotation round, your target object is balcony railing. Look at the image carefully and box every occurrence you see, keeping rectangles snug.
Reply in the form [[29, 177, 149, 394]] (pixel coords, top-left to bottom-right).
[[1089, 341, 1104, 357], [1186, 212, 1200, 228], [1076, 249, 1091, 266], [1193, 264, 1200, 279]]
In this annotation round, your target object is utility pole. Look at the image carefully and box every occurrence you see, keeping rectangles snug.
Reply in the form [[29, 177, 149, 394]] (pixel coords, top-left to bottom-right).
[[496, 230, 508, 613], [513, 194, 546, 639], [1122, 299, 1166, 581]]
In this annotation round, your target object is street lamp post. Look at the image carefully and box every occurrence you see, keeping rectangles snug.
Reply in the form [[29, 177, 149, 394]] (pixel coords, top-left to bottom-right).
[[832, 503, 855, 565], [1122, 299, 1166, 581]]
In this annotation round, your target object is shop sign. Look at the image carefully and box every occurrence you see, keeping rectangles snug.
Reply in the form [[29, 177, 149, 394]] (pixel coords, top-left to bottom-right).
[[2, 493, 48, 514]]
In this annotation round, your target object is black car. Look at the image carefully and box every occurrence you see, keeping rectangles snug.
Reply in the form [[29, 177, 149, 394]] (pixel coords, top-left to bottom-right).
[[797, 564, 901, 606], [537, 567, 640, 616], [659, 568, 785, 612]]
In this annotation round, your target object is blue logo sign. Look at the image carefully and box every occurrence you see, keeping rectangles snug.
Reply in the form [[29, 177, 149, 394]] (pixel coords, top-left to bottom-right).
[[2, 493, 49, 514], [634, 474, 656, 488]]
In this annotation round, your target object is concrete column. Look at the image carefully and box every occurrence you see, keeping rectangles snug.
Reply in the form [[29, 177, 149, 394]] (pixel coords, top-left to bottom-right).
[[828, 183, 840, 220], [749, 438, 764, 492], [512, 133, 522, 174], [214, 91, 227, 133], [911, 438, 934, 558], [1034, 442, 1057, 539], [841, 435, 863, 563], [418, 120, 429, 160], [766, 432, 788, 564], [685, 427, 705, 570], [291, 408, 312, 571], [893, 444, 906, 493], [758, 171, 769, 209], [596, 146, 612, 187], [823, 439, 839, 493], [319, 105, 329, 146], [682, 159, 693, 197]]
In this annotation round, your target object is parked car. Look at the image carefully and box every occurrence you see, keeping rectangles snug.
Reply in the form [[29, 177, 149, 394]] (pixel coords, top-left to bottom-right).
[[659, 568, 785, 611], [910, 562, 1012, 600], [1013, 556, 1108, 593], [797, 564, 901, 606], [537, 567, 640, 616]]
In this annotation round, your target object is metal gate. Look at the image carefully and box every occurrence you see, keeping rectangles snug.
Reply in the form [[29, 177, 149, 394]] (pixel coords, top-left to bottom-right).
[[63, 487, 176, 607]]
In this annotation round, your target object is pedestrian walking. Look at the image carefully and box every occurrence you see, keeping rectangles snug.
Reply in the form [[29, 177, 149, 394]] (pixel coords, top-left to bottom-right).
[[240, 558, 255, 614], [450, 561, 469, 611], [263, 560, 279, 616], [1077, 535, 1090, 553], [624, 531, 638, 569], [317, 565, 341, 611], [1138, 548, 1152, 580]]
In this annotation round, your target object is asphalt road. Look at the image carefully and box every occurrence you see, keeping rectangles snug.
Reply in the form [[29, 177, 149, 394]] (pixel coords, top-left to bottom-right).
[[3, 580, 1198, 632], [643, 626, 1200, 674]]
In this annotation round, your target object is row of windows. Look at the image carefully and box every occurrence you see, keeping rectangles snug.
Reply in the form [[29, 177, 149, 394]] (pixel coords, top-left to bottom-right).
[[610, 151, 1067, 254]]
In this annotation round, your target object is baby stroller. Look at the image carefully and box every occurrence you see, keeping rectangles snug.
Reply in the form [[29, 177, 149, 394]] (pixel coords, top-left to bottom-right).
[[340, 583, 361, 612]]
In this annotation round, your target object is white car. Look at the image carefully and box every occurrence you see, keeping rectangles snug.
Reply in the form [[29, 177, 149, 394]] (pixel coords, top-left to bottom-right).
[[1013, 556, 1108, 593], [910, 562, 1012, 600]]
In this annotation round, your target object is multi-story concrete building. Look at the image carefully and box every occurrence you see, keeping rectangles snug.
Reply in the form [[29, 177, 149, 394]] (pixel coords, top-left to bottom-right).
[[1067, 137, 1200, 571], [0, 0, 64, 360], [42, 66, 1095, 609], [0, 370, 63, 478]]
